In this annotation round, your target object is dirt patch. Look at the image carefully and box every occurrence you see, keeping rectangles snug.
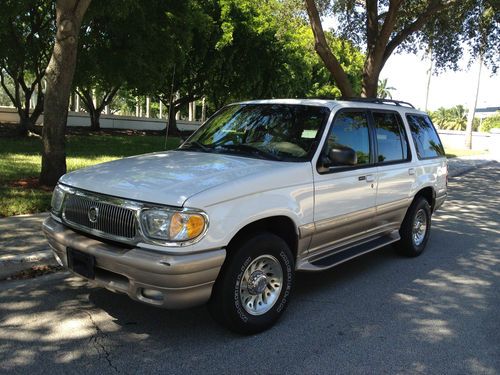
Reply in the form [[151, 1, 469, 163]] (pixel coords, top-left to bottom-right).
[[8, 177, 53, 191], [0, 123, 191, 138], [1, 264, 63, 281], [0, 123, 164, 137]]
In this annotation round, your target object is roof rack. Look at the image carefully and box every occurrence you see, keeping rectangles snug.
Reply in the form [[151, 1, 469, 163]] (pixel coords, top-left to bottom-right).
[[339, 97, 415, 109]]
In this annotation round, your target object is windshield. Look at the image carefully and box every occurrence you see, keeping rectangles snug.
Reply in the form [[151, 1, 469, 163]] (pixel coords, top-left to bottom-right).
[[180, 104, 331, 161]]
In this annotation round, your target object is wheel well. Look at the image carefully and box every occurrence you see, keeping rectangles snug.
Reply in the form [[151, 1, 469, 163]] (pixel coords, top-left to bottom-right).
[[414, 187, 435, 211], [227, 216, 298, 260]]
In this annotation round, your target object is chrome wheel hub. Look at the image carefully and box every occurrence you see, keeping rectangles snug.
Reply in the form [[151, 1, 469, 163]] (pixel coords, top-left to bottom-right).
[[240, 255, 283, 316], [412, 209, 428, 246], [247, 271, 268, 295]]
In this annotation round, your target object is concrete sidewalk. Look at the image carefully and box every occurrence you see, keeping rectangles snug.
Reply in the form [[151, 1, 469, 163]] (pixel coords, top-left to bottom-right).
[[447, 153, 499, 177], [0, 212, 56, 279], [0, 153, 498, 279]]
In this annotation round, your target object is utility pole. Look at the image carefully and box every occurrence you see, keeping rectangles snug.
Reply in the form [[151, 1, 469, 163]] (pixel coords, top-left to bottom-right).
[[465, 55, 482, 149], [424, 47, 433, 112]]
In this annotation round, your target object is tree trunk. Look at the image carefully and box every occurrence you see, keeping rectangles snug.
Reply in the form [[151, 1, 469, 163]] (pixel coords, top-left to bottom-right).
[[361, 51, 384, 98], [167, 95, 180, 137], [40, 0, 91, 186], [77, 86, 119, 132], [305, 0, 354, 98], [361, 71, 380, 98], [18, 113, 31, 137], [90, 110, 101, 131]]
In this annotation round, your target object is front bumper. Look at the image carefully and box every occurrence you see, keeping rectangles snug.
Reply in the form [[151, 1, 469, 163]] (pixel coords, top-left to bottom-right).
[[42, 217, 226, 309]]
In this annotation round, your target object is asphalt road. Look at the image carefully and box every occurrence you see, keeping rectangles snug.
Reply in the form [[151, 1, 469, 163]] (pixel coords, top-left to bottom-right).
[[0, 164, 499, 374]]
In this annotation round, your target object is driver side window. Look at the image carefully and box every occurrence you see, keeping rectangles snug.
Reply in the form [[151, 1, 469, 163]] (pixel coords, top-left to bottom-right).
[[325, 111, 371, 166]]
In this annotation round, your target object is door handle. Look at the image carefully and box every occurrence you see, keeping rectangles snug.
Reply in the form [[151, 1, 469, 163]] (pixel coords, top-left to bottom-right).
[[359, 175, 375, 182], [408, 168, 416, 175]]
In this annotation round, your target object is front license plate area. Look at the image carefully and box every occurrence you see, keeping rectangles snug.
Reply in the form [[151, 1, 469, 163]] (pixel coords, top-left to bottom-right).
[[67, 248, 95, 279]]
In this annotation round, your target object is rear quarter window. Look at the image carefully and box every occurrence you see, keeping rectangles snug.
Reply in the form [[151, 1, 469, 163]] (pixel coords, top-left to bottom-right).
[[406, 114, 445, 159]]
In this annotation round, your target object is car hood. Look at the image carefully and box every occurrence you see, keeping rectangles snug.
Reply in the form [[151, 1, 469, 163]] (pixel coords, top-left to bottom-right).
[[59, 150, 282, 207]]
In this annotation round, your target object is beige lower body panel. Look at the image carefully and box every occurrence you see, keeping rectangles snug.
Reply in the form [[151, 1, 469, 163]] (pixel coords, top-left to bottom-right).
[[43, 217, 226, 309], [298, 198, 410, 269]]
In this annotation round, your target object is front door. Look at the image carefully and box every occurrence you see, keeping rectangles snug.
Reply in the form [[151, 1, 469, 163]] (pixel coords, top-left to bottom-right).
[[310, 109, 378, 256]]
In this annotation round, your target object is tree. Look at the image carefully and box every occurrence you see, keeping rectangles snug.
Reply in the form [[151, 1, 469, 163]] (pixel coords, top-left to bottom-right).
[[377, 78, 396, 99], [304, 0, 500, 98], [0, 0, 54, 136], [74, 0, 190, 130], [94, 0, 203, 135], [447, 105, 468, 131], [431, 107, 448, 128], [201, 0, 364, 112], [430, 105, 472, 131], [479, 111, 500, 133], [40, 0, 91, 186]]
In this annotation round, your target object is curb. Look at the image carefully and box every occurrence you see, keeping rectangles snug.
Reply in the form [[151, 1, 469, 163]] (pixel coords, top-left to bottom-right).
[[448, 160, 497, 178]]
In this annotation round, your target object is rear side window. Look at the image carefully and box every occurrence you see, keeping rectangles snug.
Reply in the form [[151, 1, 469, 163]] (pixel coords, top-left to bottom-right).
[[325, 111, 371, 166], [372, 112, 409, 163], [406, 114, 445, 159]]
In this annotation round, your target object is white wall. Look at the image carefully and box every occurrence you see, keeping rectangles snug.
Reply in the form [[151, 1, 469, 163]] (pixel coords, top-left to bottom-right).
[[438, 129, 499, 151], [0, 107, 202, 132]]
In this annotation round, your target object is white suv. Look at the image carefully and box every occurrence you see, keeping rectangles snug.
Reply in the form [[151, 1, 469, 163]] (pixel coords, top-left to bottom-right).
[[43, 98, 448, 333]]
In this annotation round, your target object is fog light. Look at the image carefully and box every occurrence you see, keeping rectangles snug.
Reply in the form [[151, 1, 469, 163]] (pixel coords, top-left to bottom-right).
[[141, 288, 163, 301]]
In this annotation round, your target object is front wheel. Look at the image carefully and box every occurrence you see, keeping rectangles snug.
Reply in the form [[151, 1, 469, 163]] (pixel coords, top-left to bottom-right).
[[397, 197, 432, 257], [208, 232, 294, 334]]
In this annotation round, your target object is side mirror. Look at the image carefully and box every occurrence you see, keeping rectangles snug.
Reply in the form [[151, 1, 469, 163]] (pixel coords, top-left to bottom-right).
[[328, 145, 357, 166]]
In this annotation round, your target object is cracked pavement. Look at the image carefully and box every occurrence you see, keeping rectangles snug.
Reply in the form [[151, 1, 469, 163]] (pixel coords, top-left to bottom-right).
[[0, 164, 499, 374]]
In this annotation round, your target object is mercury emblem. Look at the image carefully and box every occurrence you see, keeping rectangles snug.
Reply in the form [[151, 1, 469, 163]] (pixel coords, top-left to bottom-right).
[[88, 206, 99, 223]]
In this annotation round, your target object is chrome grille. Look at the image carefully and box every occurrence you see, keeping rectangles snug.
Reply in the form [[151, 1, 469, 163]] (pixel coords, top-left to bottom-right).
[[63, 194, 137, 239]]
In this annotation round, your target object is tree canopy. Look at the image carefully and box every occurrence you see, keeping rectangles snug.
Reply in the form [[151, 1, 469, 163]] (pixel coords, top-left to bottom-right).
[[304, 0, 500, 98], [0, 0, 54, 135]]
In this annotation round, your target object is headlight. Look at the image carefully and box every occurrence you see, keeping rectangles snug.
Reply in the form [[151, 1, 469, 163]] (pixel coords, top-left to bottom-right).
[[140, 209, 207, 243], [51, 185, 65, 214]]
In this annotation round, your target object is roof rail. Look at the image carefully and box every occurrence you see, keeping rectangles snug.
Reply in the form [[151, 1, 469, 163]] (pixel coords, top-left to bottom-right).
[[339, 97, 415, 109]]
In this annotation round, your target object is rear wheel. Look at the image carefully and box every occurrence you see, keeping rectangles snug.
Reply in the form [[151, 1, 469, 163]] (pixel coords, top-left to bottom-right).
[[208, 232, 294, 334], [397, 197, 432, 257]]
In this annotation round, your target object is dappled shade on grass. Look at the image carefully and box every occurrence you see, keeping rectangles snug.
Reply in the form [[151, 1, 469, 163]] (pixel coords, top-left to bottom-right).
[[0, 134, 181, 216]]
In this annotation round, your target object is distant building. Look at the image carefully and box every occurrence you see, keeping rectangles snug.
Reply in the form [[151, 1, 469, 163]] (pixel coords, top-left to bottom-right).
[[475, 106, 500, 119]]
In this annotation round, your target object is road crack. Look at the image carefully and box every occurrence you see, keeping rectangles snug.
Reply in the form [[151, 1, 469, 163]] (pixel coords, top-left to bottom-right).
[[85, 311, 119, 373]]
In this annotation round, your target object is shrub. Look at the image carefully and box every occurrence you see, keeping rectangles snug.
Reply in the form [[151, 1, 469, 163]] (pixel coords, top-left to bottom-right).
[[479, 112, 500, 133]]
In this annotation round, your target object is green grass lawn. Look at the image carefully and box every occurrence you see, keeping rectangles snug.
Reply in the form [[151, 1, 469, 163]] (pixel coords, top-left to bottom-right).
[[444, 148, 488, 158], [0, 135, 181, 217]]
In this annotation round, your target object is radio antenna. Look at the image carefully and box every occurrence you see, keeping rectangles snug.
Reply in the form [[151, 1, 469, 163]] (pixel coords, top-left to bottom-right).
[[164, 64, 176, 150]]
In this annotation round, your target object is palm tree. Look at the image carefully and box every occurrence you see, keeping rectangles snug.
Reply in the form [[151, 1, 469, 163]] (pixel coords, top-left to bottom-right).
[[441, 105, 468, 130], [431, 107, 448, 128], [377, 78, 396, 99]]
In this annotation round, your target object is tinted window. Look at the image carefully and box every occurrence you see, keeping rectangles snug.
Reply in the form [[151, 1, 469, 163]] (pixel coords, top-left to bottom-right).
[[406, 114, 445, 159], [325, 111, 370, 166], [183, 104, 330, 161], [373, 112, 409, 163]]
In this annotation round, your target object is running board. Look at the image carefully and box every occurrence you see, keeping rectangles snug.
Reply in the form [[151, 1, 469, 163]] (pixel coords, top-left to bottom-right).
[[298, 232, 400, 271]]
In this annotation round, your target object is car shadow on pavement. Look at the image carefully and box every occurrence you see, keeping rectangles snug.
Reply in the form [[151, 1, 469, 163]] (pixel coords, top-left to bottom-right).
[[0, 164, 499, 373]]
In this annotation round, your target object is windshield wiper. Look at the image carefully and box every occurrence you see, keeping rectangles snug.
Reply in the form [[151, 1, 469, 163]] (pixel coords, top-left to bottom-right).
[[182, 140, 212, 152], [216, 144, 282, 161]]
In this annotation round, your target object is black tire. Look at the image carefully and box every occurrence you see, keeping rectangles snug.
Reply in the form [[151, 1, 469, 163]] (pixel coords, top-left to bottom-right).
[[397, 196, 432, 257], [208, 232, 294, 334]]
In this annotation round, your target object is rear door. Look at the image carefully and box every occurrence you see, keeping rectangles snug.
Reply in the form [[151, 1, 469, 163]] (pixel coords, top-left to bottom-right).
[[371, 110, 415, 233], [310, 109, 378, 253]]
